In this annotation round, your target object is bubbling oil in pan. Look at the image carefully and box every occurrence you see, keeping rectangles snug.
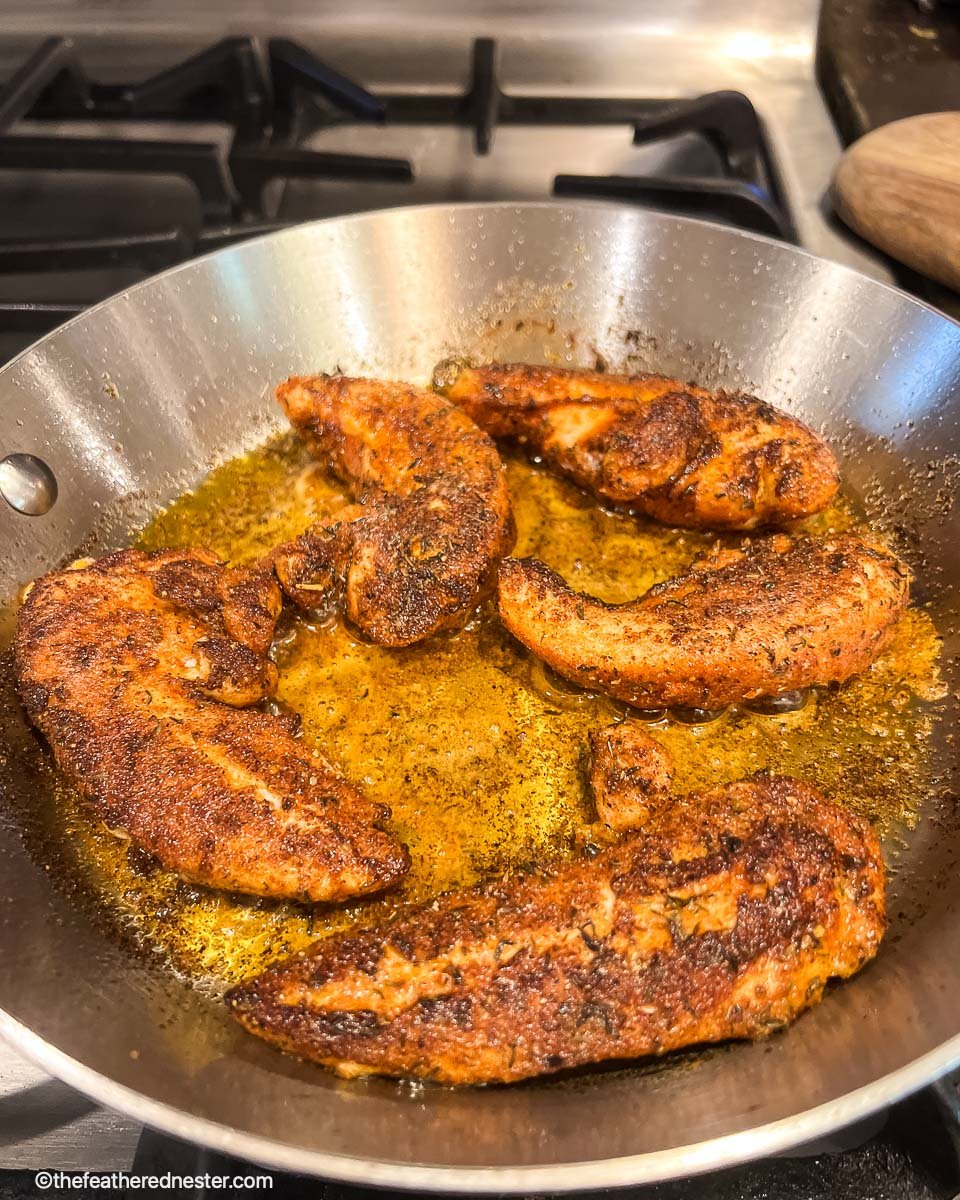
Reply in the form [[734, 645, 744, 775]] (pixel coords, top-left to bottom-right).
[[54, 433, 946, 986]]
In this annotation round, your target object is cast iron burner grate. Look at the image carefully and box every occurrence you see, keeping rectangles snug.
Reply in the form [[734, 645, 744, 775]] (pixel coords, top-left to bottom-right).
[[0, 35, 794, 340]]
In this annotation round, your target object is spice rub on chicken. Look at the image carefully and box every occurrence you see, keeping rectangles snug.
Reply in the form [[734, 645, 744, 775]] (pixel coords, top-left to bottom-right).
[[433, 360, 839, 530], [272, 374, 515, 646], [14, 548, 409, 902], [497, 534, 910, 710], [228, 766, 885, 1085], [589, 723, 674, 832]]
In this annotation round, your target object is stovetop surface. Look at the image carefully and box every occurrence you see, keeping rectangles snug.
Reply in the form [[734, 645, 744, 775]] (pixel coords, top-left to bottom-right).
[[0, 0, 887, 366]]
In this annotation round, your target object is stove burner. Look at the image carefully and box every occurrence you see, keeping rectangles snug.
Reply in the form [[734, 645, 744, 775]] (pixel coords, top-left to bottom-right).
[[0, 36, 413, 223], [0, 35, 794, 340], [556, 88, 793, 239]]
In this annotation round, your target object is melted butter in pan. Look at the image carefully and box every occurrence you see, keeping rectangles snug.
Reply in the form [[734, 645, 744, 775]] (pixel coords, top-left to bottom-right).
[[56, 434, 945, 985]]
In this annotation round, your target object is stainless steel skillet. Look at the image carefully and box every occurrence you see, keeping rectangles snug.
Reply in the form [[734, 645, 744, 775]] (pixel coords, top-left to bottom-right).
[[0, 201, 959, 1192]]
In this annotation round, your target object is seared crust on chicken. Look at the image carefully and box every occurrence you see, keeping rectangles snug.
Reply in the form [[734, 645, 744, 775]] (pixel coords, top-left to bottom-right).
[[273, 375, 515, 646], [498, 534, 910, 710], [14, 548, 409, 902], [589, 724, 674, 831], [433, 360, 839, 529], [228, 773, 885, 1085]]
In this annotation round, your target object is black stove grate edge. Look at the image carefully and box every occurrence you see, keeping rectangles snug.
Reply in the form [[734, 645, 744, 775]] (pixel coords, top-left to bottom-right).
[[0, 34, 795, 335]]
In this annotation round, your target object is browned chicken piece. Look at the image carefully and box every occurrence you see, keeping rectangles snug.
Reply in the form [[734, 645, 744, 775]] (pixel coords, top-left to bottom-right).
[[497, 533, 910, 710], [14, 548, 409, 902], [228, 771, 885, 1085], [433, 360, 839, 530], [589, 723, 674, 831], [272, 374, 515, 646]]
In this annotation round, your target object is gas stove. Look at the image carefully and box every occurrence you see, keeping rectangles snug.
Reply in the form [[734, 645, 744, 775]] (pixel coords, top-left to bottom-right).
[[0, 0, 888, 364], [1, 3, 959, 1197]]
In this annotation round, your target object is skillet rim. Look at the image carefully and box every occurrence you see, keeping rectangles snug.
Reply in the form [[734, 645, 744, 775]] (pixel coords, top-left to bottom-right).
[[3, 1013, 960, 1191], [0, 201, 958, 385], [1, 200, 959, 1190]]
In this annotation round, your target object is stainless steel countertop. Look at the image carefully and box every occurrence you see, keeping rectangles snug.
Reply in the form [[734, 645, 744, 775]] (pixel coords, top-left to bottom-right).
[[0, 1054, 140, 1169]]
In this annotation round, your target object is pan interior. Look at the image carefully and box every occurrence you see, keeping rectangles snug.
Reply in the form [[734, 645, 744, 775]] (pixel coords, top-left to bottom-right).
[[49, 427, 941, 990], [0, 203, 959, 1187]]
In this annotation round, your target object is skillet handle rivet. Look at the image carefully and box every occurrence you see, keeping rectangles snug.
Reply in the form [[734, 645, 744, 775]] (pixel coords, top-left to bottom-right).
[[0, 453, 58, 515]]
